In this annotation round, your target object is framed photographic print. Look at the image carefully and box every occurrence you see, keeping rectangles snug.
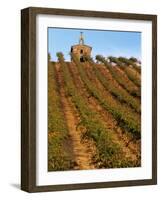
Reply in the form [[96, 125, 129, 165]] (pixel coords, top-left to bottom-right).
[[21, 7, 157, 192]]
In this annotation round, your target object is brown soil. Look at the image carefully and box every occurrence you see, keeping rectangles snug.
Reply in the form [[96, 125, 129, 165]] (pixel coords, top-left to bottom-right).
[[126, 66, 141, 80], [68, 62, 141, 163], [97, 64, 130, 90], [55, 63, 96, 170], [96, 64, 140, 105], [115, 66, 140, 89], [84, 63, 140, 119]]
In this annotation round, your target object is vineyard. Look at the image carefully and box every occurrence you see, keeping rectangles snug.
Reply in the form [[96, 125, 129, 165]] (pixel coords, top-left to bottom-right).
[[48, 53, 141, 171]]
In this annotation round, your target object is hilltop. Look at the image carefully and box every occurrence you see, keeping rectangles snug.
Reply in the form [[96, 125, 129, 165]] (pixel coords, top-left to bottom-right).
[[48, 53, 141, 171]]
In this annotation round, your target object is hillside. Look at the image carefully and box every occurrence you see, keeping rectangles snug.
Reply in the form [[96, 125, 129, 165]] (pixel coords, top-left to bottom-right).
[[48, 54, 141, 171]]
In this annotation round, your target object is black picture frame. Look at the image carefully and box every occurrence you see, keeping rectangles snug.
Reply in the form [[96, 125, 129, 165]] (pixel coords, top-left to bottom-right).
[[21, 7, 157, 192]]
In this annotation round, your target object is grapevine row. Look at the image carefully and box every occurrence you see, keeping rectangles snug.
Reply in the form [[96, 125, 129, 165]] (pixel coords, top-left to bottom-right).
[[108, 56, 141, 87], [72, 53, 141, 139], [96, 55, 141, 97], [118, 56, 141, 74], [88, 59, 140, 113], [57, 52, 135, 168], [48, 61, 73, 171]]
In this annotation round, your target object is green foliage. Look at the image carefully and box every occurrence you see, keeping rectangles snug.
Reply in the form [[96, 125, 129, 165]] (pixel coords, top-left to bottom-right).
[[56, 52, 65, 61], [108, 56, 125, 67], [129, 57, 138, 63], [123, 67, 141, 87], [73, 54, 141, 139], [108, 56, 141, 87], [90, 61, 140, 113], [48, 61, 74, 171], [57, 53, 135, 168], [118, 56, 141, 74], [108, 56, 141, 88], [98, 55, 141, 97], [48, 53, 51, 61], [48, 133, 74, 171]]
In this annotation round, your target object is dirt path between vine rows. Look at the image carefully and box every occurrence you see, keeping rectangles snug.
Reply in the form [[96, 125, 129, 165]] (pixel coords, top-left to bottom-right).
[[68, 62, 140, 163], [55, 63, 95, 170]]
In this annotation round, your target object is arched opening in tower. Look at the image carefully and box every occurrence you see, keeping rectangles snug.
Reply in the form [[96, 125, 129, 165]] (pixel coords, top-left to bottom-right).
[[80, 56, 84, 62]]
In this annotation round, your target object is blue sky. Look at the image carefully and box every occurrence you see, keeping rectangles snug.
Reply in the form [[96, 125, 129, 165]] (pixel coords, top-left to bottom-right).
[[48, 27, 141, 61]]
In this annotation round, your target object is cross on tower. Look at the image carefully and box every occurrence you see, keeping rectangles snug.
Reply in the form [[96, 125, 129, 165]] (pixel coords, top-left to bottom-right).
[[79, 32, 84, 45]]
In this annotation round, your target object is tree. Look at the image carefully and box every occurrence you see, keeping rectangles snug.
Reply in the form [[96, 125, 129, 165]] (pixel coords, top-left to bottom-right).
[[56, 52, 65, 62], [48, 53, 51, 61], [129, 57, 138, 63]]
